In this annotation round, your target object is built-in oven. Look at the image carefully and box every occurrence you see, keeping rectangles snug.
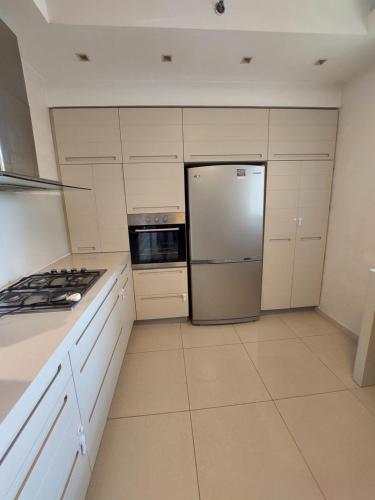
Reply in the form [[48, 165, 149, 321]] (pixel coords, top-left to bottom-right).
[[128, 213, 186, 269]]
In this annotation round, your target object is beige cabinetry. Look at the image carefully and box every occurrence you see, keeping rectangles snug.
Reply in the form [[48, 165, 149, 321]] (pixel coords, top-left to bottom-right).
[[52, 108, 122, 164], [262, 161, 333, 310], [183, 108, 269, 162], [61, 164, 129, 253], [133, 267, 189, 320], [124, 162, 185, 213], [119, 107, 183, 163], [268, 109, 338, 161]]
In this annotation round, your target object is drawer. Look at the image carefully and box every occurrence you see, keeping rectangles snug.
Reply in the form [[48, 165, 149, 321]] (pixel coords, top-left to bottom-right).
[[135, 293, 189, 320], [0, 357, 72, 499], [133, 267, 188, 296], [5, 378, 85, 499]]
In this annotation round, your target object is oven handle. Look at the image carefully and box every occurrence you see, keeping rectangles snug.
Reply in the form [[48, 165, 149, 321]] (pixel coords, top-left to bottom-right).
[[134, 227, 180, 233]]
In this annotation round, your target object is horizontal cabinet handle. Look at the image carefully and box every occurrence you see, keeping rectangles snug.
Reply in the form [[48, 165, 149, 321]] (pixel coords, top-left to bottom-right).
[[120, 262, 128, 275], [273, 153, 330, 157], [138, 269, 183, 275], [65, 156, 117, 161], [190, 153, 263, 158], [132, 206, 180, 211], [300, 236, 322, 240], [128, 155, 178, 160], [140, 293, 187, 301], [0, 364, 62, 465], [77, 246, 97, 251], [15, 394, 68, 498], [134, 227, 179, 233], [120, 278, 129, 297], [269, 237, 292, 241], [60, 450, 80, 499]]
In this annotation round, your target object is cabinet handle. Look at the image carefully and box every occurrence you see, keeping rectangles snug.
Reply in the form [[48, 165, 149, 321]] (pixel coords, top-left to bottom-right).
[[60, 450, 79, 499], [128, 155, 178, 160], [15, 394, 68, 498], [273, 153, 330, 158], [300, 236, 322, 240], [190, 153, 262, 158], [138, 269, 183, 275], [65, 156, 117, 161], [77, 246, 97, 251], [269, 237, 292, 241], [132, 206, 180, 211], [141, 293, 187, 301], [0, 364, 62, 465], [120, 262, 128, 275]]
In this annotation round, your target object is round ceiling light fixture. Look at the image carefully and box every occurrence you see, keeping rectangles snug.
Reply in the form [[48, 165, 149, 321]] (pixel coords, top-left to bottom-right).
[[214, 0, 225, 15]]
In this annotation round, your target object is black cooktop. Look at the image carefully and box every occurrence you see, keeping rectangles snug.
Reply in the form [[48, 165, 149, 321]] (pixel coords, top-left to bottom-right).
[[0, 268, 106, 316]]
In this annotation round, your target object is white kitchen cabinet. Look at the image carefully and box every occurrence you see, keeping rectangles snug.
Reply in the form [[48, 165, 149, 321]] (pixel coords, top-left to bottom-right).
[[133, 267, 188, 320], [268, 109, 338, 161], [261, 161, 333, 310], [61, 164, 129, 253], [52, 108, 122, 164], [124, 162, 185, 213], [183, 108, 269, 162], [119, 107, 183, 163]]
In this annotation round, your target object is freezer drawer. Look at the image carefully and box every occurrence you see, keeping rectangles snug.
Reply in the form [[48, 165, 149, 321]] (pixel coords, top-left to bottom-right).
[[190, 261, 262, 324]]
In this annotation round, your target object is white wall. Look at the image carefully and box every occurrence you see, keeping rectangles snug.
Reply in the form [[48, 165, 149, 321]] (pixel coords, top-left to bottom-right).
[[320, 63, 375, 335], [0, 63, 69, 288]]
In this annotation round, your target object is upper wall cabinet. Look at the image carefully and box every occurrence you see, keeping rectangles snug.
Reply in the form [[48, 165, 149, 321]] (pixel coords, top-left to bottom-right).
[[183, 108, 269, 163], [268, 108, 338, 161], [119, 108, 183, 163], [52, 108, 123, 164]]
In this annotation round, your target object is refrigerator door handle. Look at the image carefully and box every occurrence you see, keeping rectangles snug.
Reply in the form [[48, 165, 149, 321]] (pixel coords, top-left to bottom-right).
[[191, 258, 262, 264]]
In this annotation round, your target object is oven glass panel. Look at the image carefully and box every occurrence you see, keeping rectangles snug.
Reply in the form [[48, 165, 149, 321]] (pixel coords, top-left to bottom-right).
[[129, 224, 186, 265]]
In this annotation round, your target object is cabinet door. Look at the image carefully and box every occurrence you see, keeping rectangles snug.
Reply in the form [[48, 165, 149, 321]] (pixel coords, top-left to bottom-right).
[[124, 163, 185, 213], [60, 165, 101, 253], [291, 161, 333, 307], [261, 162, 300, 310], [120, 108, 183, 163], [183, 108, 269, 162], [52, 108, 122, 164], [136, 293, 189, 320], [268, 109, 338, 161], [93, 164, 129, 251]]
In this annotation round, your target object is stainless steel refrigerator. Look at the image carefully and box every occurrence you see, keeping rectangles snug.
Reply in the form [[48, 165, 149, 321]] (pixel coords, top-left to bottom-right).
[[187, 164, 265, 324]]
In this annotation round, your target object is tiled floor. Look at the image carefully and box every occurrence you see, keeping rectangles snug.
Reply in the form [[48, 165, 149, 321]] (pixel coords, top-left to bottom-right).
[[86, 310, 375, 500]]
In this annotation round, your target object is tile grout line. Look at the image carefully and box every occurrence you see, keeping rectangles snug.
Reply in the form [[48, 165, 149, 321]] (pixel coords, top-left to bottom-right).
[[180, 322, 202, 500], [272, 400, 328, 500], [239, 341, 274, 402]]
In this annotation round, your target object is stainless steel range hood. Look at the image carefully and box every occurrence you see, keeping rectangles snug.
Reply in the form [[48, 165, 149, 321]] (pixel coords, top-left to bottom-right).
[[0, 18, 86, 192]]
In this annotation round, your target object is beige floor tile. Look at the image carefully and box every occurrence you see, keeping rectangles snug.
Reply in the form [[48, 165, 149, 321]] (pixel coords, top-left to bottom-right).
[[280, 310, 342, 337], [245, 338, 345, 399], [109, 350, 188, 417], [126, 321, 182, 353], [86, 412, 199, 500], [184, 344, 270, 409], [191, 402, 323, 500], [276, 391, 375, 500], [352, 385, 375, 415], [235, 315, 296, 343], [181, 321, 240, 348], [302, 332, 357, 388]]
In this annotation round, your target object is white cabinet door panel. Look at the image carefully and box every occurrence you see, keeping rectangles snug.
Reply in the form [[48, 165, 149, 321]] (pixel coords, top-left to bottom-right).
[[133, 268, 188, 296], [136, 293, 189, 320]]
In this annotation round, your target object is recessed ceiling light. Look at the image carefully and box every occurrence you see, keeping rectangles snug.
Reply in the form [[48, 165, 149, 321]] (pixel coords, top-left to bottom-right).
[[241, 57, 252, 64], [161, 54, 172, 62], [314, 58, 327, 66], [76, 53, 90, 62]]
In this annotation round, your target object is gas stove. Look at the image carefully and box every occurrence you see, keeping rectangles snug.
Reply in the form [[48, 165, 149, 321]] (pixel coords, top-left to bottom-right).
[[0, 268, 106, 316]]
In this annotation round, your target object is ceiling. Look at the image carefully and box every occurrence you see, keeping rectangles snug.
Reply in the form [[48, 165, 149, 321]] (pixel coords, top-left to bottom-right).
[[1, 0, 375, 87]]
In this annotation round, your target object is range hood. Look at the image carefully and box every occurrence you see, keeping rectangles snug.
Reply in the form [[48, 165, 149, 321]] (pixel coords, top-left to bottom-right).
[[0, 18, 86, 192]]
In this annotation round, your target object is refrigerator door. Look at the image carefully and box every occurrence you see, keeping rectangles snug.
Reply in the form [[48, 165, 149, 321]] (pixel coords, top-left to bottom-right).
[[188, 164, 265, 261], [190, 261, 262, 323]]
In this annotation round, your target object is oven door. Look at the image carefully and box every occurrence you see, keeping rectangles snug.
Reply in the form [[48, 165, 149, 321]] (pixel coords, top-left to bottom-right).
[[129, 224, 186, 268]]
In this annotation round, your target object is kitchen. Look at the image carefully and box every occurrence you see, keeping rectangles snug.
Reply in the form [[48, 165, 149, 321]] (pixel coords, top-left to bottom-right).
[[1, 1, 375, 499]]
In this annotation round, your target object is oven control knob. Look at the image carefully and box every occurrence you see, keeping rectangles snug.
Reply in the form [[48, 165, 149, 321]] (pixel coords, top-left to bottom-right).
[[154, 216, 160, 223], [145, 216, 151, 223], [162, 215, 168, 223]]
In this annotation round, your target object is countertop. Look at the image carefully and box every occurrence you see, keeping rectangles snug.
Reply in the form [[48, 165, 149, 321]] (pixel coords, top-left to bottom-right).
[[0, 252, 130, 450]]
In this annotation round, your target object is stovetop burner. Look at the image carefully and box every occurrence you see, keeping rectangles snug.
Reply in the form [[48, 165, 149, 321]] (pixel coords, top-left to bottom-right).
[[0, 268, 106, 316]]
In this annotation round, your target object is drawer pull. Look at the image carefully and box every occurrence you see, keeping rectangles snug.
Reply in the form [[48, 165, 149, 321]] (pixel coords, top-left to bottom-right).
[[15, 395, 68, 498], [89, 328, 123, 423], [138, 269, 183, 275], [76, 278, 118, 345], [60, 450, 79, 500], [141, 293, 187, 302], [301, 236, 322, 240], [128, 155, 178, 160], [190, 153, 262, 159], [120, 262, 128, 275], [77, 246, 97, 251], [65, 156, 117, 161], [80, 295, 120, 373], [132, 206, 180, 211], [269, 238, 292, 242], [273, 153, 330, 158], [0, 364, 62, 465]]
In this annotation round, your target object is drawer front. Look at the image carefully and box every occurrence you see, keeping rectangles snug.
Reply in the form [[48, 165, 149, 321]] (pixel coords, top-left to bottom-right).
[[133, 267, 188, 296], [136, 293, 189, 320], [6, 378, 83, 499], [0, 358, 71, 498]]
